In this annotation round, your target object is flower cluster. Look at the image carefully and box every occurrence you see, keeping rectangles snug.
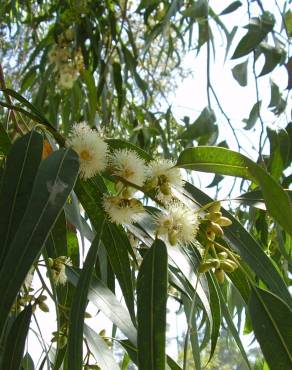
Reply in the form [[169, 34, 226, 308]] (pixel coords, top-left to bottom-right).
[[48, 29, 84, 89], [66, 121, 200, 244]]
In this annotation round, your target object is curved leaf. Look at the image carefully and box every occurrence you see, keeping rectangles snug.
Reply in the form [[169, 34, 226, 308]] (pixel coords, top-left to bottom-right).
[[137, 239, 168, 370], [67, 218, 105, 370], [183, 182, 292, 307], [2, 305, 33, 370], [0, 131, 43, 268], [84, 324, 120, 370], [177, 146, 292, 236], [249, 287, 292, 370], [66, 267, 137, 345], [0, 148, 79, 335]]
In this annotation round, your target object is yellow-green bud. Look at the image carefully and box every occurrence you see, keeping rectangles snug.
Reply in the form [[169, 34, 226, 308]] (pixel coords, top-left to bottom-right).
[[218, 252, 228, 260], [215, 268, 225, 284], [220, 260, 236, 272], [199, 259, 220, 272], [160, 182, 171, 196], [217, 217, 232, 227], [205, 211, 222, 222], [168, 230, 178, 246], [209, 222, 224, 237], [39, 302, 50, 312], [209, 201, 221, 213]]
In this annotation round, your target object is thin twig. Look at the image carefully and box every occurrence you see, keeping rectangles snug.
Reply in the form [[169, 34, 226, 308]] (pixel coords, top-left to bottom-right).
[[0, 63, 23, 134]]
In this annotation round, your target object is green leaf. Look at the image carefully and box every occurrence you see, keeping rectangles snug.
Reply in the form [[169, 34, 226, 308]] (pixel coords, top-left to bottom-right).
[[66, 267, 137, 345], [183, 182, 292, 307], [112, 62, 124, 112], [81, 70, 97, 127], [84, 325, 120, 370], [0, 131, 43, 268], [179, 107, 217, 145], [267, 126, 290, 179], [249, 287, 292, 370], [102, 222, 136, 321], [0, 148, 79, 335], [284, 10, 292, 36], [217, 286, 251, 369], [137, 239, 168, 370], [258, 44, 285, 77], [243, 101, 261, 130], [0, 122, 11, 155], [21, 352, 35, 370], [177, 146, 292, 237], [232, 59, 248, 86], [220, 1, 242, 15], [232, 12, 275, 59], [67, 219, 105, 370], [2, 305, 33, 370], [268, 81, 286, 116]]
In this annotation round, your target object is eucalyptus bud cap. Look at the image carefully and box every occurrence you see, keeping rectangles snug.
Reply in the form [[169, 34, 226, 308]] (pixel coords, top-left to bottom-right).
[[217, 217, 232, 227], [209, 222, 224, 236]]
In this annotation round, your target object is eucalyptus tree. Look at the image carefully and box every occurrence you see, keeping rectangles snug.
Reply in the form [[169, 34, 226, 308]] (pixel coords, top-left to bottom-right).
[[0, 1, 291, 369]]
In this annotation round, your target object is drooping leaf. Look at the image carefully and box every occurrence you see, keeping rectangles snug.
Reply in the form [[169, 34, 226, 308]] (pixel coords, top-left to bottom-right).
[[249, 287, 292, 370], [2, 305, 33, 370], [179, 107, 217, 145], [243, 101, 261, 130], [232, 59, 248, 86], [137, 239, 168, 370], [267, 126, 290, 179], [0, 122, 11, 155], [268, 81, 286, 115], [66, 267, 137, 345], [177, 146, 292, 238], [258, 44, 285, 77], [102, 222, 135, 322], [284, 10, 292, 36], [232, 12, 275, 59], [84, 325, 120, 370], [67, 219, 105, 370], [0, 148, 79, 335], [0, 131, 43, 268], [183, 182, 292, 307], [220, 1, 242, 15]]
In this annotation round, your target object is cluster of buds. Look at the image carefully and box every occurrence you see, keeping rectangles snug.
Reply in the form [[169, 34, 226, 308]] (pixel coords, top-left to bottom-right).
[[12, 293, 49, 314], [48, 28, 84, 89], [199, 201, 239, 283], [52, 324, 68, 349], [204, 201, 232, 241]]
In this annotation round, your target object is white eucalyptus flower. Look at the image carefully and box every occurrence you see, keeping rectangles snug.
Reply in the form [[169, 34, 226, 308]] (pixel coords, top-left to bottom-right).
[[67, 122, 108, 179], [146, 158, 184, 202], [103, 195, 145, 225], [110, 149, 146, 187], [155, 201, 200, 246]]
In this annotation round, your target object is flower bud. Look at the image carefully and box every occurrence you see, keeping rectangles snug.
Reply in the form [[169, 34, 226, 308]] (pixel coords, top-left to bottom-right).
[[209, 222, 224, 237], [220, 260, 236, 272], [209, 201, 221, 213], [160, 182, 171, 196], [215, 268, 225, 284], [218, 252, 228, 260], [205, 211, 222, 222], [39, 302, 50, 312], [217, 217, 232, 227]]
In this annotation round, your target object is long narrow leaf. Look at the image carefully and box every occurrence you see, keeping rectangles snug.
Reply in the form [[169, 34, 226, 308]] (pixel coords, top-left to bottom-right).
[[0, 131, 43, 268], [67, 218, 105, 370], [177, 146, 292, 236], [249, 287, 292, 370], [0, 148, 79, 335], [137, 239, 168, 370]]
